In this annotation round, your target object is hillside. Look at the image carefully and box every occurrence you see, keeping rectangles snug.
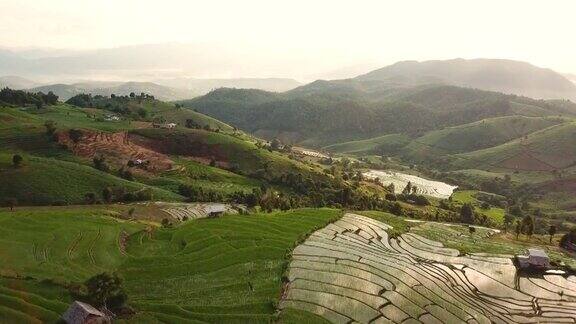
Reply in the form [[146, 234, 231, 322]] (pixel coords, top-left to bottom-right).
[[453, 121, 576, 172], [0, 207, 341, 323], [0, 152, 182, 205], [356, 58, 576, 100], [400, 116, 567, 159], [185, 84, 575, 147]]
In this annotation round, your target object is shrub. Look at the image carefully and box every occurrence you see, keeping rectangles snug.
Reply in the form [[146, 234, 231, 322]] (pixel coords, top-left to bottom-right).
[[12, 154, 23, 167], [70, 272, 127, 312]]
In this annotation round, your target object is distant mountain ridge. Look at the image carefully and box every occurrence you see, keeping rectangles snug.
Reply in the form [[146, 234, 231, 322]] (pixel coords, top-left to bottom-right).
[[356, 58, 576, 100], [155, 77, 301, 93], [23, 78, 301, 101], [29, 82, 194, 101]]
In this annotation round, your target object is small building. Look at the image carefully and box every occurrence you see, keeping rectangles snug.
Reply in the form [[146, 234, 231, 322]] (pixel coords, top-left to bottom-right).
[[62, 301, 110, 324], [206, 204, 227, 218], [164, 123, 177, 129], [516, 248, 550, 269]]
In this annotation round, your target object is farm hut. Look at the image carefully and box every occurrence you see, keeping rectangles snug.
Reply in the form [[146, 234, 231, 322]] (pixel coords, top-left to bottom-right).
[[517, 248, 550, 269], [62, 301, 110, 324], [206, 204, 227, 218]]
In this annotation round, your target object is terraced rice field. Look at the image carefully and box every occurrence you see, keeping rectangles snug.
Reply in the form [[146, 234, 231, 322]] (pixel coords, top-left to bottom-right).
[[0, 207, 341, 323], [281, 213, 576, 323], [156, 202, 242, 221], [363, 170, 457, 199]]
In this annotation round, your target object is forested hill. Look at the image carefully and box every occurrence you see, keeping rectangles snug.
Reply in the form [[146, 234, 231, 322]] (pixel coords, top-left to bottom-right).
[[181, 83, 576, 147]]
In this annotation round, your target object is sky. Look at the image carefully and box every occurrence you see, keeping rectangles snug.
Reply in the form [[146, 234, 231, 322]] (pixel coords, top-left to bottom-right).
[[1, 0, 576, 79]]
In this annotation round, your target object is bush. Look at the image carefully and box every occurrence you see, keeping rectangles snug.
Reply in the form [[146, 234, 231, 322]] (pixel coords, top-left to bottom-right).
[[70, 272, 127, 312], [12, 154, 23, 167]]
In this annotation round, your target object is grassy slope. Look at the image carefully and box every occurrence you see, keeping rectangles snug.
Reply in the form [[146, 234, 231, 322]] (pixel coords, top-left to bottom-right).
[[0, 153, 182, 205], [453, 121, 576, 171], [122, 208, 342, 323], [146, 158, 262, 195], [0, 207, 341, 323], [451, 190, 505, 225], [404, 115, 565, 155], [323, 133, 411, 155], [0, 105, 267, 204], [132, 128, 323, 180], [159, 108, 234, 132]]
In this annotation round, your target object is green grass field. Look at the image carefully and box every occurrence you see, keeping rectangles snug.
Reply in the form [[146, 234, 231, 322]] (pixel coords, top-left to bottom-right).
[[323, 133, 410, 155], [146, 158, 262, 195], [403, 115, 565, 157], [0, 207, 342, 323], [451, 190, 505, 225], [0, 153, 182, 205], [158, 108, 234, 132], [453, 121, 576, 171], [132, 128, 322, 181]]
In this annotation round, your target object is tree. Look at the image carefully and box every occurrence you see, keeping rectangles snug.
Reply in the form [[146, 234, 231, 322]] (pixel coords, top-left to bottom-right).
[[12, 154, 23, 168], [521, 215, 534, 238], [68, 129, 83, 144], [84, 192, 97, 205], [503, 213, 515, 233], [93, 156, 109, 172], [514, 220, 521, 239], [548, 225, 557, 243], [44, 120, 57, 137], [5, 198, 17, 211], [402, 182, 413, 195], [270, 138, 281, 151], [73, 272, 127, 312], [102, 187, 113, 203], [460, 203, 474, 224], [468, 226, 476, 235]]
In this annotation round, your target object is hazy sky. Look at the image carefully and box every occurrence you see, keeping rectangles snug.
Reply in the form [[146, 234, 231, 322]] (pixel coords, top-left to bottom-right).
[[1, 0, 576, 77]]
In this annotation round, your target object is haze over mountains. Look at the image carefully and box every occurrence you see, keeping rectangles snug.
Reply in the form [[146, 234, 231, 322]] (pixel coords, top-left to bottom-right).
[[357, 59, 576, 101], [2, 56, 576, 102]]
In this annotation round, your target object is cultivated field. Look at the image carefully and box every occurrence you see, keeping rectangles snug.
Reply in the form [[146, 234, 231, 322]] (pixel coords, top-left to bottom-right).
[[0, 207, 342, 323], [281, 213, 576, 323], [363, 170, 457, 199]]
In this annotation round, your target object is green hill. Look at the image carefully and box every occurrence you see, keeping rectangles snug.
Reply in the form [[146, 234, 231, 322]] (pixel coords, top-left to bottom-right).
[[0, 207, 341, 323], [401, 116, 566, 159], [185, 84, 574, 147], [323, 133, 410, 155], [0, 153, 182, 205], [453, 121, 576, 171], [157, 108, 234, 131]]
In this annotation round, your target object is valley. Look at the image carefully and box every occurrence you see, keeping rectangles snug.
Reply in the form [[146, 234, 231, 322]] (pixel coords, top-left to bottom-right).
[[2, 58, 576, 323]]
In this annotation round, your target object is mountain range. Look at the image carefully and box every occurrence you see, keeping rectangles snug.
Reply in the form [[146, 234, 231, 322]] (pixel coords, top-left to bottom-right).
[[357, 59, 576, 100], [182, 58, 576, 147]]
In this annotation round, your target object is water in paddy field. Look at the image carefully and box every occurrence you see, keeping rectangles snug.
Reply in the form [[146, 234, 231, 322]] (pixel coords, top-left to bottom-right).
[[363, 170, 457, 199]]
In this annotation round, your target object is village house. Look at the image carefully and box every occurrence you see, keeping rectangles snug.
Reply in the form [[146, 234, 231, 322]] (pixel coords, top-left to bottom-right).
[[516, 248, 550, 269], [62, 301, 111, 324]]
